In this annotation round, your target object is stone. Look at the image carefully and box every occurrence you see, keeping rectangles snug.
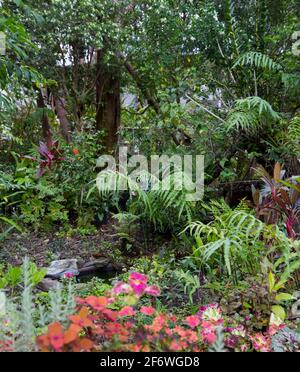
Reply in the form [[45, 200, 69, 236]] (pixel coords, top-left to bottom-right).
[[83, 258, 111, 269], [37, 278, 61, 292], [94, 258, 111, 268], [46, 259, 79, 279], [78, 265, 97, 276], [291, 299, 300, 318]]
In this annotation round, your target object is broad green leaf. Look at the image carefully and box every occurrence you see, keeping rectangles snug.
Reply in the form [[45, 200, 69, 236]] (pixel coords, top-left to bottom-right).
[[272, 305, 286, 321], [275, 293, 296, 302]]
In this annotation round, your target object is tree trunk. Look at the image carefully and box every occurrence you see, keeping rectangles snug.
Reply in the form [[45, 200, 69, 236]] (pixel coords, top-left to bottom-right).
[[37, 89, 52, 144], [95, 50, 121, 153], [54, 96, 71, 142]]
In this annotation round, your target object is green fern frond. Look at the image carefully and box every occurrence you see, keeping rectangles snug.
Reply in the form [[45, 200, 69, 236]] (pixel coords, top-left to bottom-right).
[[226, 96, 281, 132], [233, 52, 282, 71], [288, 115, 300, 143], [96, 169, 194, 232], [226, 108, 259, 132], [239, 97, 280, 120], [184, 202, 273, 278]]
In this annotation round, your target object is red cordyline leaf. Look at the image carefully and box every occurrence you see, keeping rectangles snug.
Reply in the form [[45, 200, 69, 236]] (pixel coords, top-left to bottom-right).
[[24, 140, 64, 177]]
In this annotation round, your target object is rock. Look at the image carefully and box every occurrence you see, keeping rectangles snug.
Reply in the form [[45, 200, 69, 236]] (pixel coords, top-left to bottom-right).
[[46, 259, 79, 279], [78, 265, 97, 276], [78, 258, 122, 278], [83, 258, 111, 269], [37, 278, 61, 292], [293, 291, 300, 299], [291, 299, 300, 318]]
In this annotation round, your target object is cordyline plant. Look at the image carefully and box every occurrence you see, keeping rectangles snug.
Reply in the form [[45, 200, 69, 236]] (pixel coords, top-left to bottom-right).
[[252, 162, 300, 239], [35, 272, 288, 353], [25, 140, 64, 177]]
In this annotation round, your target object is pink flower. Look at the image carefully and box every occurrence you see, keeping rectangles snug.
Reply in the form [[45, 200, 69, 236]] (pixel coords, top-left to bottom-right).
[[112, 282, 132, 295], [118, 306, 136, 317], [185, 315, 200, 329], [63, 272, 75, 279], [129, 272, 148, 283], [144, 285, 161, 297], [140, 306, 156, 316], [129, 272, 148, 296]]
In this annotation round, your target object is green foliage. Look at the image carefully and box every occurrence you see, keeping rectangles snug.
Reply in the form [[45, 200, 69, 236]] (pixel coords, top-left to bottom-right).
[[184, 200, 289, 282], [233, 52, 282, 71], [174, 269, 200, 304], [0, 259, 75, 352], [0, 259, 46, 292], [1, 132, 113, 231], [97, 169, 194, 233], [226, 96, 281, 132]]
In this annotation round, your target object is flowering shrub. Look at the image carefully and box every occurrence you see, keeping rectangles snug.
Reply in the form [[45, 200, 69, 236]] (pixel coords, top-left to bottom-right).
[[36, 272, 292, 353]]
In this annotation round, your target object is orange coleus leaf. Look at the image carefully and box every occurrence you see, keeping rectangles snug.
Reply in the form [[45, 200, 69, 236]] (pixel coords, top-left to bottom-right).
[[64, 324, 82, 345], [69, 307, 94, 328], [85, 296, 108, 311], [79, 338, 94, 351], [48, 322, 65, 351], [102, 309, 118, 321], [71, 338, 95, 352], [37, 335, 50, 352]]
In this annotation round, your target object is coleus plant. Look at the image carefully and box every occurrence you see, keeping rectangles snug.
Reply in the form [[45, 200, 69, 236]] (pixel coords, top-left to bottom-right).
[[35, 272, 288, 353], [252, 162, 300, 239], [25, 140, 64, 177]]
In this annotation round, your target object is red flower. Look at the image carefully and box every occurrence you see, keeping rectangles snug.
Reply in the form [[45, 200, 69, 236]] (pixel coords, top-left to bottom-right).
[[72, 148, 80, 156]]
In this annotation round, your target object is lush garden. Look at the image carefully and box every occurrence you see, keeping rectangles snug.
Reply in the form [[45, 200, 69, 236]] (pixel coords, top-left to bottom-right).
[[1, 0, 300, 353]]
